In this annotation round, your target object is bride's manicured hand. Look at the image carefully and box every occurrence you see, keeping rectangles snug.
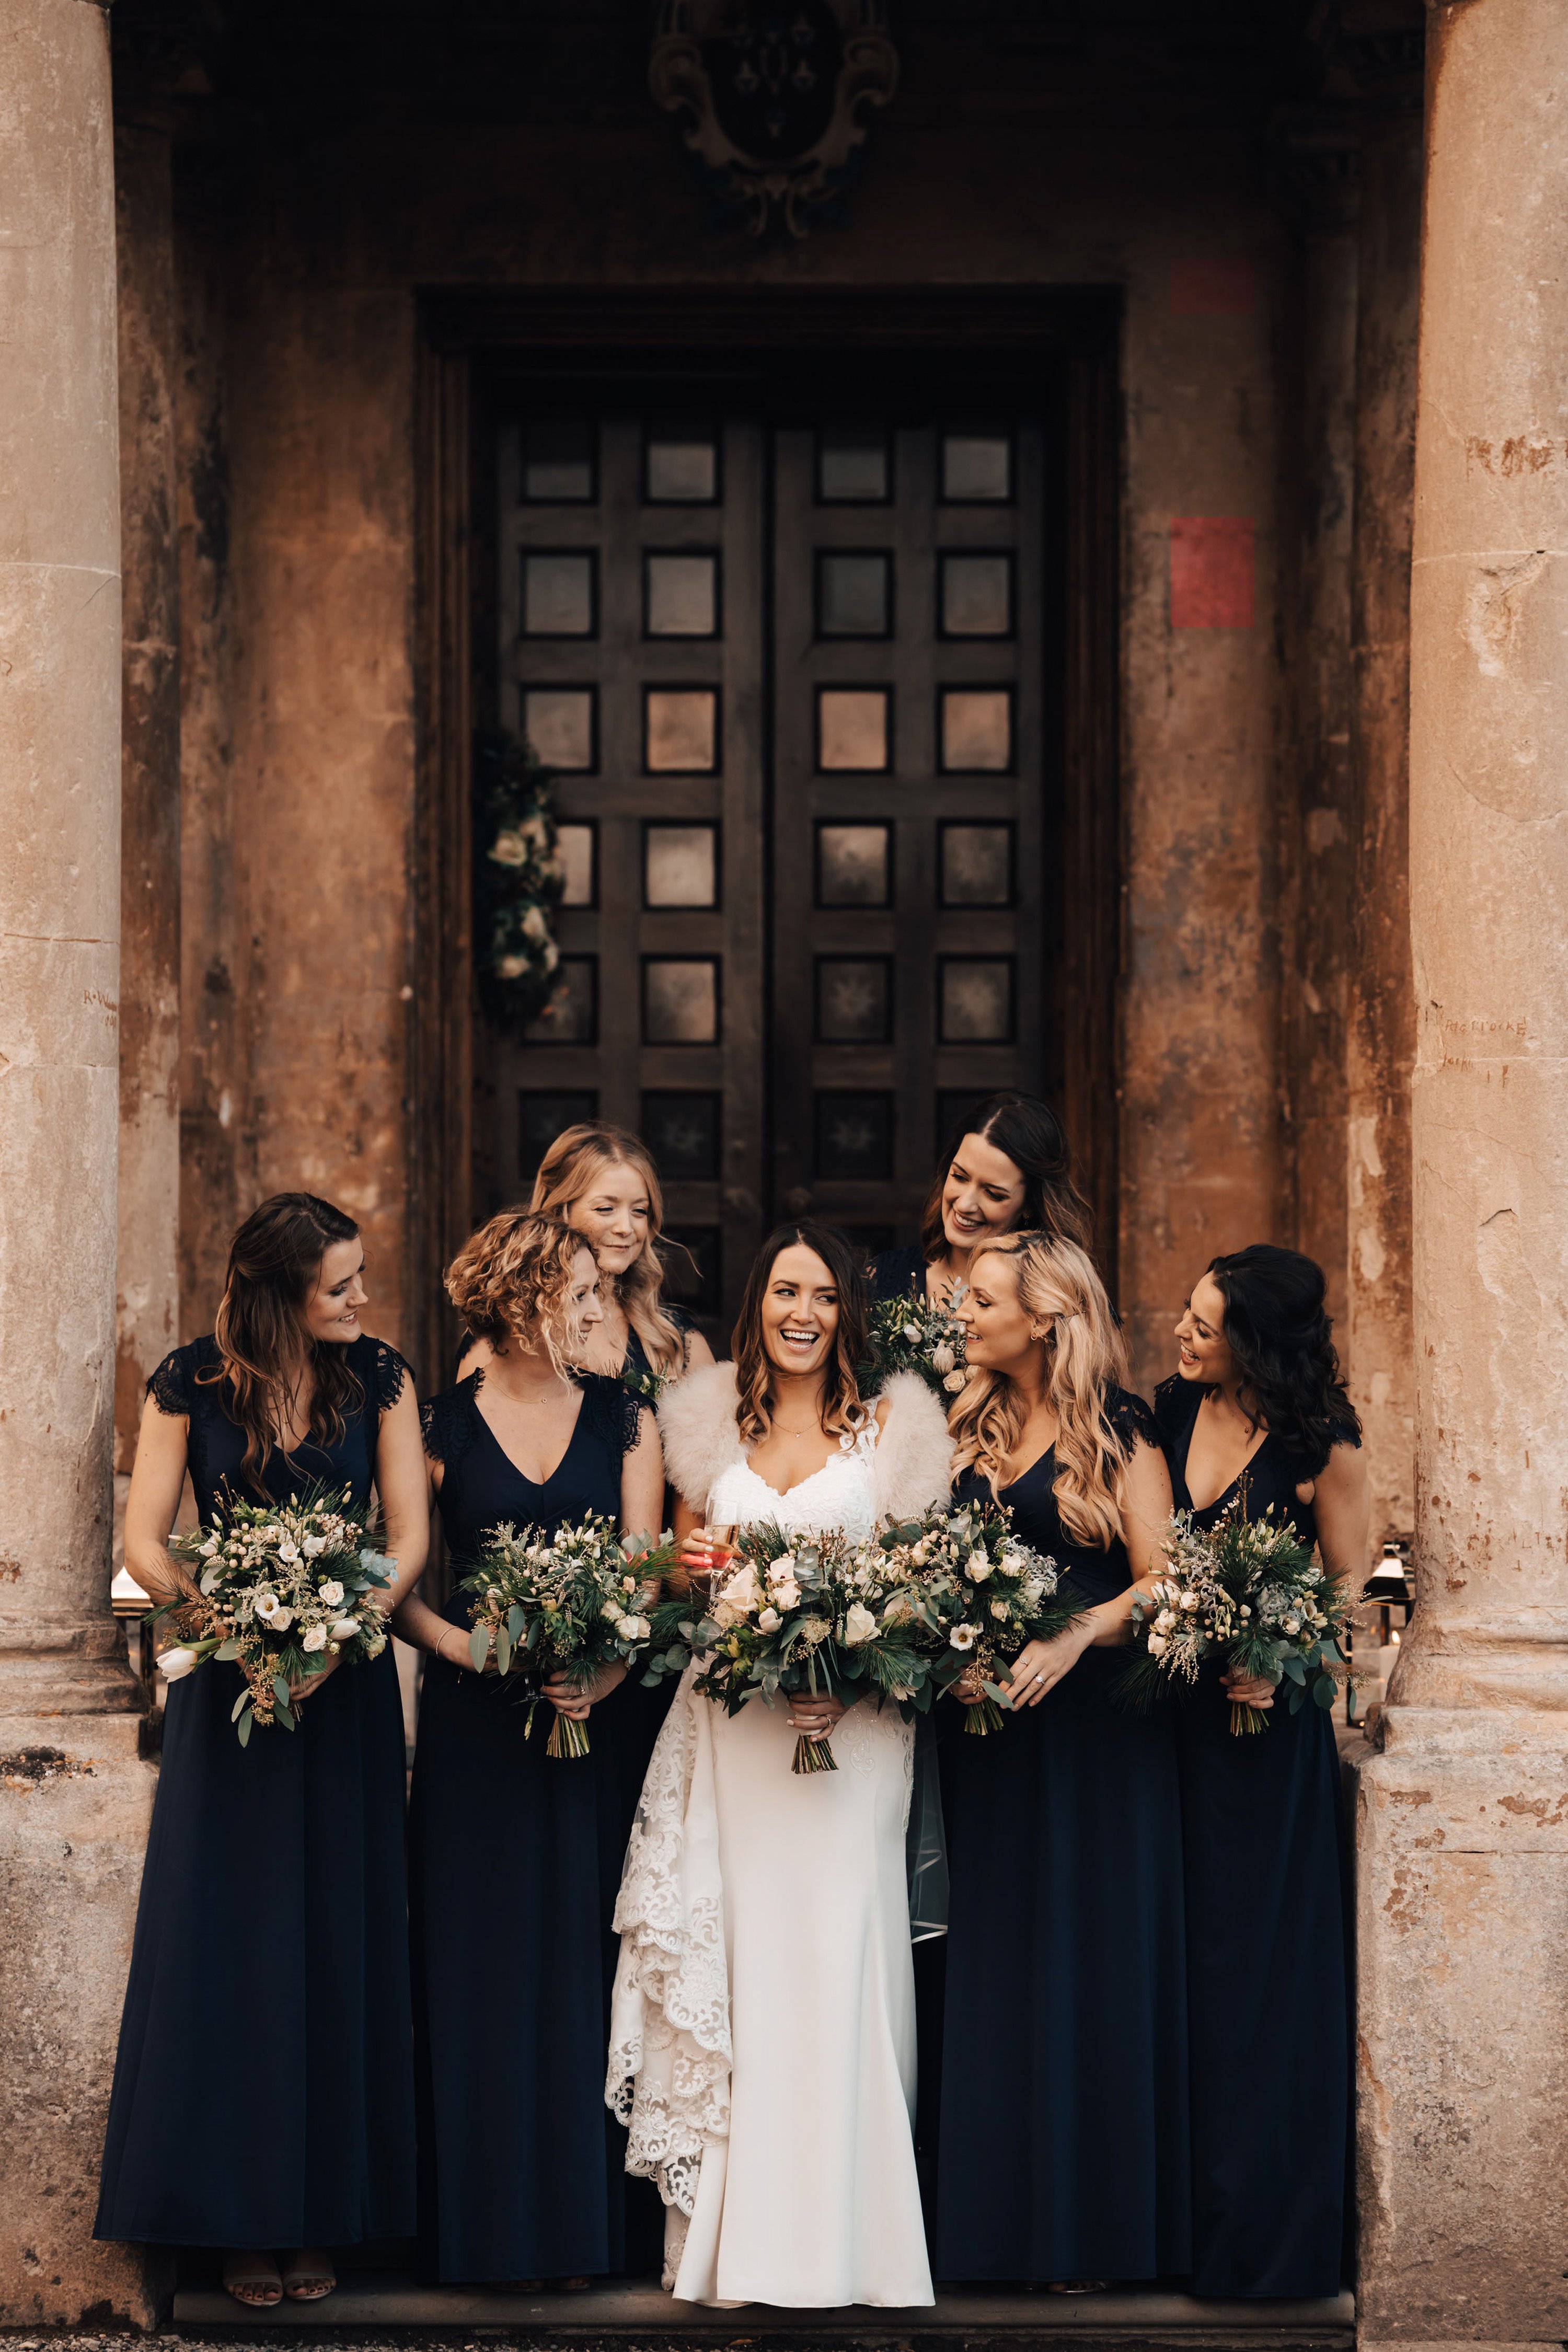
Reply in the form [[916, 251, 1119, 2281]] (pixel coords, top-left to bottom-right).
[[545, 1659, 627, 1720], [1220, 1667, 1275, 1711], [1002, 1621, 1093, 1708], [787, 1689, 847, 1736]]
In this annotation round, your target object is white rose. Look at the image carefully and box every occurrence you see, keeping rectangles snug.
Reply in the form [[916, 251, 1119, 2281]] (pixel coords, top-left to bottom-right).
[[773, 1577, 801, 1610], [990, 1599, 1010, 1621], [317, 1579, 344, 1607], [498, 953, 528, 979], [767, 1554, 797, 1585], [489, 828, 528, 866], [623, 1615, 651, 1641], [1181, 1591, 1200, 1612], [843, 1602, 878, 1647], [157, 1645, 200, 1682], [1146, 1630, 1168, 1659], [1155, 1609, 1175, 1633], [301, 1536, 327, 1558], [270, 1606, 294, 1632], [949, 1623, 978, 1651], [330, 1618, 360, 1642], [943, 1370, 968, 1393], [966, 1557, 993, 1583], [303, 1623, 328, 1653], [998, 1548, 1030, 1576], [931, 1343, 955, 1375], [757, 1606, 781, 1633], [1284, 1618, 1300, 1636], [254, 1590, 280, 1621], [522, 905, 549, 944]]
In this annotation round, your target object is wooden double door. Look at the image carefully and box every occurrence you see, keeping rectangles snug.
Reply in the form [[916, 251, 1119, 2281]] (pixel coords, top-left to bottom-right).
[[480, 366, 1074, 1335]]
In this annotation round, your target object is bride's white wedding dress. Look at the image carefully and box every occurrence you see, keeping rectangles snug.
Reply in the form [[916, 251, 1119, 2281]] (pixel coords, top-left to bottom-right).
[[606, 1365, 949, 2310]]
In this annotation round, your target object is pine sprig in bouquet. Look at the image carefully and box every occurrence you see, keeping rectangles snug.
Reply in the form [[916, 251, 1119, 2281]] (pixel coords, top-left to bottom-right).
[[460, 1512, 675, 1758], [859, 1289, 969, 1403], [877, 1500, 1085, 1733], [1119, 1500, 1351, 1733], [156, 1486, 398, 1745]]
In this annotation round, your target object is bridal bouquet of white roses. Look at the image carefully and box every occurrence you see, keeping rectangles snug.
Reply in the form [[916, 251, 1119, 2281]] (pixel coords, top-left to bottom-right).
[[645, 1521, 933, 1775], [157, 1486, 398, 1745], [861, 1290, 969, 1402], [1119, 1500, 1352, 1733], [875, 1500, 1083, 1733], [460, 1512, 674, 1758]]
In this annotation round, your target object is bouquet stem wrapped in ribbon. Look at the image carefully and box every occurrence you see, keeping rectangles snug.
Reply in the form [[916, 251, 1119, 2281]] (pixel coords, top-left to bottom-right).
[[1119, 1498, 1352, 1733], [460, 1513, 674, 1758], [157, 1485, 398, 1745]]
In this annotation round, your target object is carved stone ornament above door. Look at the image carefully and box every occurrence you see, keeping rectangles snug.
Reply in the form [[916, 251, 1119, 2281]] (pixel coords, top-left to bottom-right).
[[650, 1, 899, 237]]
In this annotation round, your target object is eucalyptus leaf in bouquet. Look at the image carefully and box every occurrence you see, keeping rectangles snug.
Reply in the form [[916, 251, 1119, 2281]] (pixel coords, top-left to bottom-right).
[[158, 1484, 399, 1745], [460, 1512, 676, 1758], [874, 1500, 1087, 1732], [1118, 1497, 1352, 1733]]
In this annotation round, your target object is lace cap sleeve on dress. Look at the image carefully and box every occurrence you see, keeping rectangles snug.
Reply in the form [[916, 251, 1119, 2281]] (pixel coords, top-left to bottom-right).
[[146, 1343, 201, 1418], [420, 1375, 481, 1469], [372, 1340, 413, 1412], [584, 1374, 649, 1468], [1106, 1386, 1160, 1454]]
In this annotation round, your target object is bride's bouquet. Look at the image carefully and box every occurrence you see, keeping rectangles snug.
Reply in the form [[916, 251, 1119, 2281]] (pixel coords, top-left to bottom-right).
[[860, 1289, 969, 1402], [646, 1520, 931, 1774], [157, 1486, 398, 1744], [1118, 1500, 1351, 1733], [877, 1500, 1085, 1733], [460, 1512, 674, 1758]]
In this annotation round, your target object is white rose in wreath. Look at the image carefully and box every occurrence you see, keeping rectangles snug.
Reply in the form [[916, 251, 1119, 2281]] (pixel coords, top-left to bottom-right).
[[489, 828, 528, 866], [497, 952, 529, 980], [522, 905, 550, 944]]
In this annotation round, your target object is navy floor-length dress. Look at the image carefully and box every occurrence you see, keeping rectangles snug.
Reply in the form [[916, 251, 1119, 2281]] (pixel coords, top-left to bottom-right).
[[95, 1333, 417, 2250], [408, 1370, 670, 2284], [1154, 1375, 1352, 2299], [936, 1394, 1191, 2284]]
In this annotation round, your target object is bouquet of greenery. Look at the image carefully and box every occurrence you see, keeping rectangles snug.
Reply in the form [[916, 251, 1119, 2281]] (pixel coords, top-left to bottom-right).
[[460, 1512, 674, 1758], [860, 1289, 969, 1402], [1119, 1501, 1351, 1733], [156, 1486, 398, 1745], [877, 1499, 1085, 1733]]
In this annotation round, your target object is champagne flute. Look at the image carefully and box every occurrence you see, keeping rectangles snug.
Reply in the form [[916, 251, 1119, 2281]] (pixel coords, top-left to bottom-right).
[[696, 1492, 739, 1613]]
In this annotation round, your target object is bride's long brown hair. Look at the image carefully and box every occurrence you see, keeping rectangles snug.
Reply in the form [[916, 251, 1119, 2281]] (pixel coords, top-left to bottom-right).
[[948, 1231, 1131, 1548], [731, 1222, 870, 1447], [201, 1193, 366, 1489]]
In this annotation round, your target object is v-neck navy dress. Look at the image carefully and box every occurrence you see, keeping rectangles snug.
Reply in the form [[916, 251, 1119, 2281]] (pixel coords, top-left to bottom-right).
[[95, 1333, 417, 2251], [1153, 1375, 1353, 2299], [935, 1390, 1191, 2285], [408, 1370, 670, 2284]]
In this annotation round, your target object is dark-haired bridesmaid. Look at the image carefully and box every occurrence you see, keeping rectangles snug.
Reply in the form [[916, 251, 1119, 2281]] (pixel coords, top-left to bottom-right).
[[1156, 1244, 1367, 2299], [393, 1211, 667, 2289], [869, 1092, 1095, 1308], [96, 1195, 426, 2308]]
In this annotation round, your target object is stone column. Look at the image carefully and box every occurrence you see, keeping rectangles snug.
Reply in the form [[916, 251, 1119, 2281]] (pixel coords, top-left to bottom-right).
[[114, 119, 180, 1472], [1357, 2, 1568, 2343], [1346, 107, 1421, 1551], [0, 0, 162, 2324]]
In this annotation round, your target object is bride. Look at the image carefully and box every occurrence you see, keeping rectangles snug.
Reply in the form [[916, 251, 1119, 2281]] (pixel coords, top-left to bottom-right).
[[606, 1221, 951, 2309]]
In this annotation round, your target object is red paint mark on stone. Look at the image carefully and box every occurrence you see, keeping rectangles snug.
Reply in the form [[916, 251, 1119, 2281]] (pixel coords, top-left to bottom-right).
[[1171, 258, 1255, 316], [1170, 517, 1254, 628]]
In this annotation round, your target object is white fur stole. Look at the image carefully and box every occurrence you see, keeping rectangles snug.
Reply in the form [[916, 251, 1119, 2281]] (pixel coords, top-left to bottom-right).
[[656, 1361, 953, 1521]]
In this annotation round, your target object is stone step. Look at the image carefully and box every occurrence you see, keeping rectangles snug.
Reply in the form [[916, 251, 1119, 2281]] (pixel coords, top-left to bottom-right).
[[171, 2273, 1355, 2344]]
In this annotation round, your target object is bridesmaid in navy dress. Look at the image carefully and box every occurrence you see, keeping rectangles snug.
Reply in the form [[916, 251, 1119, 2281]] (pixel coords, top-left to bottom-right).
[[393, 1211, 668, 2287], [935, 1230, 1190, 2289], [868, 1092, 1094, 1308], [1157, 1244, 1367, 2299], [95, 1195, 428, 2309]]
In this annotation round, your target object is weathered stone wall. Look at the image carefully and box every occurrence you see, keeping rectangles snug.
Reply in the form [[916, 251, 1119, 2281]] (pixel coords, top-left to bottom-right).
[[0, 0, 162, 2324]]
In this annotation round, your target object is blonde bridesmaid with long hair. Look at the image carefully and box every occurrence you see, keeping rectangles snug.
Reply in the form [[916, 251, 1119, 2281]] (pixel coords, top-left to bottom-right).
[[496, 1122, 714, 1391], [934, 1230, 1190, 2292]]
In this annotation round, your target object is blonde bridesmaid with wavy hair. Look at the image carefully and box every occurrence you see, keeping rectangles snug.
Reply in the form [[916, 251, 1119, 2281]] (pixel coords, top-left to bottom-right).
[[521, 1122, 714, 1390], [934, 1230, 1191, 2293]]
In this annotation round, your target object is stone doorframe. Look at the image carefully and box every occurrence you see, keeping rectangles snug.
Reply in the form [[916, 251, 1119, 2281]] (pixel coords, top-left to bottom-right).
[[407, 285, 1124, 1390]]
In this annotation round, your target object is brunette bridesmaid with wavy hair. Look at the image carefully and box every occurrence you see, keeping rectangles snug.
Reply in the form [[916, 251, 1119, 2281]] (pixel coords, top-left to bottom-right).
[[95, 1194, 427, 2309], [394, 1210, 668, 2289], [868, 1091, 1095, 1307]]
